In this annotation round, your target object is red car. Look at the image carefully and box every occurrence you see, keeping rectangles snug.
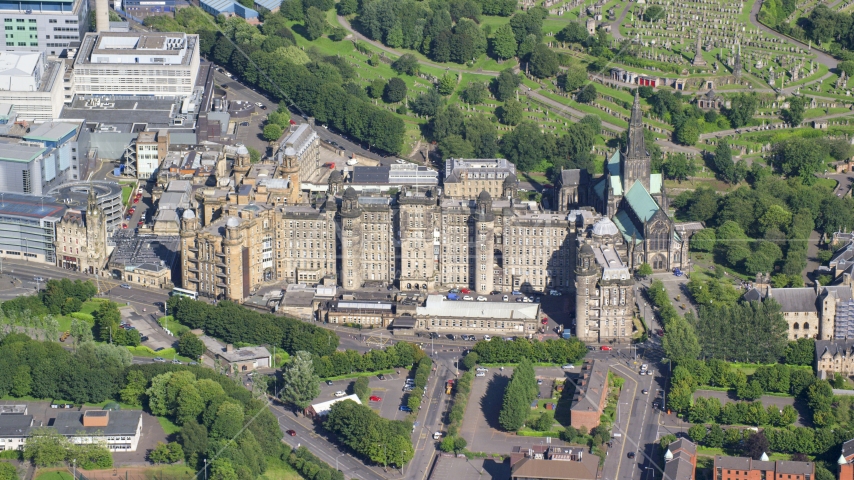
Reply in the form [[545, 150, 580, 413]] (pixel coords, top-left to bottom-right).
[[128, 208, 135, 214], [461, 288, 471, 294], [541, 318, 548, 325], [133, 198, 140, 204], [369, 396, 382, 402], [600, 346, 612, 351], [286, 430, 296, 436], [137, 220, 144, 227], [122, 223, 128, 229]]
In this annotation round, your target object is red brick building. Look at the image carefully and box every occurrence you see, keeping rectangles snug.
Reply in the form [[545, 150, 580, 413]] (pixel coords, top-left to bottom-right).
[[570, 360, 609, 430], [838, 438, 854, 480], [714, 456, 814, 480]]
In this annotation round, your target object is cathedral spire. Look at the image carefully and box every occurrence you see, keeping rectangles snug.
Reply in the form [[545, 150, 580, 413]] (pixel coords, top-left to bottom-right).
[[631, 88, 642, 127]]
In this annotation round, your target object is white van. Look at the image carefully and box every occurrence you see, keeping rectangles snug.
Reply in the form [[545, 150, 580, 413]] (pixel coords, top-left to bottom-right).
[[433, 432, 443, 440]]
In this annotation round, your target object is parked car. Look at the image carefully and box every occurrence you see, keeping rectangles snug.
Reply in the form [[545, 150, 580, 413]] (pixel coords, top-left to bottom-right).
[[561, 365, 575, 370], [334, 391, 346, 397], [369, 396, 382, 402], [476, 367, 488, 372], [326, 380, 333, 386], [502, 295, 509, 302], [475, 372, 486, 377], [153, 357, 165, 362], [673, 268, 684, 277], [378, 374, 385, 380], [120, 284, 131, 289], [476, 296, 487, 302], [140, 336, 149, 342], [483, 335, 491, 341], [399, 405, 412, 412], [600, 346, 612, 351], [462, 295, 473, 301], [172, 359, 181, 364], [286, 430, 296, 436]]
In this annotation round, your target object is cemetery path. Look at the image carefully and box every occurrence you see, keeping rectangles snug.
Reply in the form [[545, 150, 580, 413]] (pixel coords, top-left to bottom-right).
[[749, 0, 839, 68], [609, 1, 634, 41], [698, 108, 854, 140]]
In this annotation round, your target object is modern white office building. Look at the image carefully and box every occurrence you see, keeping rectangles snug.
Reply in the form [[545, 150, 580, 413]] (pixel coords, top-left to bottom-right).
[[0, 0, 89, 56], [71, 32, 200, 97], [0, 51, 65, 121]]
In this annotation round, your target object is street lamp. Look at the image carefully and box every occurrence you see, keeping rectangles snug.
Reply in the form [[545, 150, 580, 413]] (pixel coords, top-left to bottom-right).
[[204, 458, 208, 480], [336, 453, 344, 472], [73, 459, 76, 479]]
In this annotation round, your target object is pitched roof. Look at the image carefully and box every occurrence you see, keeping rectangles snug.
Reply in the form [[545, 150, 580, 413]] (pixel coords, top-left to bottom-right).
[[650, 173, 662, 195], [613, 210, 643, 244], [625, 182, 659, 223], [510, 455, 599, 480], [669, 438, 697, 456], [768, 287, 817, 312], [664, 457, 694, 480], [561, 169, 582, 186]]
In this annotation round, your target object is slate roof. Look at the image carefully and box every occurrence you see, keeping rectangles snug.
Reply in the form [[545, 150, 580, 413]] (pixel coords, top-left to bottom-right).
[[664, 457, 694, 480], [561, 169, 582, 186], [816, 339, 854, 363], [625, 182, 659, 223], [768, 288, 817, 312], [510, 454, 599, 480], [841, 438, 854, 459], [0, 415, 33, 437], [669, 438, 697, 456], [53, 411, 142, 436]]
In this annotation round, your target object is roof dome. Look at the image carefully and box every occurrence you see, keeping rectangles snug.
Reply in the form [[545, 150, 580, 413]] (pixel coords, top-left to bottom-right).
[[236, 144, 249, 155], [477, 190, 492, 202], [284, 147, 296, 156], [592, 217, 619, 237], [182, 209, 196, 220], [226, 217, 240, 228], [580, 243, 595, 256], [503, 174, 518, 187], [343, 187, 358, 200]]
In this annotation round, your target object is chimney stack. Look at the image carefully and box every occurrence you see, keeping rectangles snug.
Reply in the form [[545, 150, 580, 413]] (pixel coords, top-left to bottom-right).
[[226, 344, 233, 352], [95, 0, 109, 33]]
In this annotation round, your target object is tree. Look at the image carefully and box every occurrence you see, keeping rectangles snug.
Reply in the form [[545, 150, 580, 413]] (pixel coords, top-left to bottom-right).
[[247, 147, 260, 163], [643, 5, 665, 21], [461, 81, 487, 105], [636, 263, 653, 278], [438, 75, 457, 96], [688, 424, 707, 444], [303, 6, 327, 40], [491, 24, 517, 59], [840, 60, 854, 77], [577, 84, 597, 103], [411, 89, 442, 116], [279, 351, 320, 412], [785, 338, 815, 366], [24, 428, 70, 467], [367, 78, 386, 99], [383, 78, 407, 103], [498, 358, 537, 431], [783, 96, 806, 126], [724, 93, 759, 128], [500, 122, 545, 171], [178, 420, 208, 465], [70, 318, 93, 345], [462, 352, 479, 370], [691, 228, 717, 252], [533, 411, 554, 431], [391, 54, 420, 76], [210, 459, 239, 480], [177, 332, 205, 360], [499, 99, 524, 125], [529, 44, 559, 78], [492, 69, 520, 101], [675, 119, 700, 146], [744, 432, 770, 459], [662, 317, 701, 365], [149, 442, 172, 464], [557, 65, 588, 92], [663, 153, 697, 181], [558, 22, 589, 43], [0, 463, 16, 480], [263, 124, 283, 142]]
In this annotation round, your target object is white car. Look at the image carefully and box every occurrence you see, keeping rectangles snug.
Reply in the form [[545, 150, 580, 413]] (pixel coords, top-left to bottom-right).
[[550, 290, 562, 296], [396, 159, 408, 164], [476, 296, 487, 302], [463, 295, 474, 301], [334, 391, 346, 397], [483, 335, 491, 341], [502, 295, 509, 302], [561, 364, 575, 370], [476, 367, 488, 372], [255, 102, 263, 107], [641, 364, 648, 371], [476, 372, 486, 377]]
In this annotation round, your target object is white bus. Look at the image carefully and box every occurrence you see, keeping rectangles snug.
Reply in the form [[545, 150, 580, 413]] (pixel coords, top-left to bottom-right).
[[170, 287, 198, 300]]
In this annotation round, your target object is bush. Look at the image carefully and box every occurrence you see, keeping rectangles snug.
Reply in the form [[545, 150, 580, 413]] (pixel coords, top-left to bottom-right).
[[352, 376, 370, 402]]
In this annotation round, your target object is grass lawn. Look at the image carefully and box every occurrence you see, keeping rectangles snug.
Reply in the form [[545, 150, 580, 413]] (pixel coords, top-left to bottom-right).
[[35, 471, 73, 480], [157, 416, 181, 435], [158, 316, 190, 337], [80, 299, 107, 315], [261, 456, 303, 480], [126, 346, 195, 363], [121, 186, 133, 206]]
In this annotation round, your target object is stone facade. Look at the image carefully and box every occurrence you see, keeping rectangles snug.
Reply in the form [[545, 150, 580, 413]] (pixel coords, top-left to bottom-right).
[[54, 188, 108, 274], [179, 199, 335, 301], [337, 188, 395, 289], [442, 158, 517, 200]]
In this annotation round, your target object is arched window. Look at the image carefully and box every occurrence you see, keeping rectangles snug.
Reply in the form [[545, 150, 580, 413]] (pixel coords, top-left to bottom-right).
[[793, 322, 800, 330], [804, 322, 810, 331]]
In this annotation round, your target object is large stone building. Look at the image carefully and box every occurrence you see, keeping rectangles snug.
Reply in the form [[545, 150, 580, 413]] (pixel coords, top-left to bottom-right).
[[442, 158, 517, 200], [55, 188, 108, 274], [337, 188, 395, 289], [745, 280, 854, 341], [556, 91, 689, 273], [274, 123, 320, 187], [180, 200, 336, 302]]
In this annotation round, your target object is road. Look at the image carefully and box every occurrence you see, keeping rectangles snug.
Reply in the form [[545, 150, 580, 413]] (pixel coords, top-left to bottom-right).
[[748, 0, 838, 68]]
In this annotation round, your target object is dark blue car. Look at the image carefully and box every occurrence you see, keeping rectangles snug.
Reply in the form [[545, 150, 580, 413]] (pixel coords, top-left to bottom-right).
[[399, 405, 412, 412]]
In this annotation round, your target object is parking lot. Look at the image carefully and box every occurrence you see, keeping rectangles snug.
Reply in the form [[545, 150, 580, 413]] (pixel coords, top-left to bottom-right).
[[316, 372, 415, 421], [459, 366, 570, 454]]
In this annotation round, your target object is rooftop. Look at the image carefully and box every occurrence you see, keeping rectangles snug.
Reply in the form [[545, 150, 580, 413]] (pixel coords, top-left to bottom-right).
[[0, 193, 66, 221], [416, 295, 539, 320], [25, 122, 78, 143], [0, 415, 33, 438], [108, 232, 179, 272], [0, 51, 42, 91], [0, 142, 46, 163], [570, 359, 608, 417], [309, 395, 361, 417], [199, 335, 271, 363], [53, 410, 142, 437]]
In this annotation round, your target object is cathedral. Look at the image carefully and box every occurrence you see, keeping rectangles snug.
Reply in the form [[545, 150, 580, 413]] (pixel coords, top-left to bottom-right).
[[556, 90, 690, 273]]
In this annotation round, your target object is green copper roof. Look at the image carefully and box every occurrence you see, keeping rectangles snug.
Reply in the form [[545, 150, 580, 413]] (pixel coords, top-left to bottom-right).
[[625, 181, 659, 222], [610, 175, 623, 196], [650, 173, 662, 195], [607, 151, 620, 177], [613, 210, 643, 244]]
